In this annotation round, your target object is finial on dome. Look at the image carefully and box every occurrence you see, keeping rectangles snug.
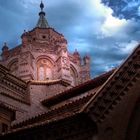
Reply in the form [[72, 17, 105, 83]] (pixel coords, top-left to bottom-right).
[[40, 1, 44, 11], [36, 1, 49, 28], [73, 49, 79, 56], [2, 42, 9, 51]]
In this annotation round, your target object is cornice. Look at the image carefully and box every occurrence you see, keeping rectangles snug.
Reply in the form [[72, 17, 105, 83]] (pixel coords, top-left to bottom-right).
[[28, 79, 70, 86], [0, 102, 16, 112], [23, 27, 64, 38], [0, 64, 29, 104], [42, 69, 114, 107], [82, 45, 140, 123], [0, 64, 27, 89], [11, 92, 93, 130]]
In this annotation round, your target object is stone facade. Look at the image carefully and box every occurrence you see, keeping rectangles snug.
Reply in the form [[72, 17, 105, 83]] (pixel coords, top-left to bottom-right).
[[0, 2, 90, 87], [0, 2, 90, 135], [1, 2, 140, 140], [1, 42, 140, 140]]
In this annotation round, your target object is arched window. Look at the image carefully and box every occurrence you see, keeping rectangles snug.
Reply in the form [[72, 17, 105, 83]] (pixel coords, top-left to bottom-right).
[[37, 58, 53, 81], [70, 65, 78, 86]]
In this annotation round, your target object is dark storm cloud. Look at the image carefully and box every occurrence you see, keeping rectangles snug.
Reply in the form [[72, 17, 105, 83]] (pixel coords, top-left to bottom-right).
[[0, 0, 139, 77], [102, 0, 140, 20], [36, 0, 140, 77]]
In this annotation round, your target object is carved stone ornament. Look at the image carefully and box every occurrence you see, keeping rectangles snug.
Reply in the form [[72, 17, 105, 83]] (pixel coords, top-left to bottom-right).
[[62, 57, 69, 68]]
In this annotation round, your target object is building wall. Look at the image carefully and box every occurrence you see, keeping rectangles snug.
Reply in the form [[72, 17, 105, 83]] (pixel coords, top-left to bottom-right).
[[96, 79, 140, 140], [0, 2, 91, 136]]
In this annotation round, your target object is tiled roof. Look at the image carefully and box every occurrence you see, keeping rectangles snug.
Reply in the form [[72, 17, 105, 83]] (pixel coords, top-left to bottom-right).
[[10, 92, 97, 135], [42, 69, 115, 107], [2, 112, 81, 136], [11, 86, 99, 129], [11, 69, 114, 129]]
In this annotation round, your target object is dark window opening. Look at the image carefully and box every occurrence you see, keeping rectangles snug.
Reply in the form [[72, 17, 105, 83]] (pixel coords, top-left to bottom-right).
[[42, 35, 46, 39], [2, 123, 8, 133]]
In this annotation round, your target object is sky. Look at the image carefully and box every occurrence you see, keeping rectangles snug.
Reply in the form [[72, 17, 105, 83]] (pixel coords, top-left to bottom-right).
[[0, 0, 140, 77]]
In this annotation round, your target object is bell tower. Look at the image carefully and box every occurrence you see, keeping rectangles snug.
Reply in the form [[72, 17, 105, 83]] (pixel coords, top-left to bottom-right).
[[0, 1, 90, 86]]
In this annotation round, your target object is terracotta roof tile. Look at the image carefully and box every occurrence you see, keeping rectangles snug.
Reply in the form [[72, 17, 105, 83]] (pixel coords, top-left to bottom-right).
[[10, 69, 115, 130], [4, 84, 101, 134], [0, 69, 115, 136], [2, 112, 81, 136], [42, 69, 115, 107], [11, 90, 95, 129]]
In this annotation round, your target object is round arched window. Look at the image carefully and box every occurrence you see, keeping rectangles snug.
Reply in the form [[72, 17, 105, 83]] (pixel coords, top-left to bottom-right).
[[37, 59, 53, 81]]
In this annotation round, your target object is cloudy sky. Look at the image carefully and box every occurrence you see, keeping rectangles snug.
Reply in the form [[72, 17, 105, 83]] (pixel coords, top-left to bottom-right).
[[0, 0, 140, 77]]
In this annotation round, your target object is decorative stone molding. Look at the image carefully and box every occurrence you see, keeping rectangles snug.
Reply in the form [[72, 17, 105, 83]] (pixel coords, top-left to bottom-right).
[[84, 46, 140, 123], [0, 64, 29, 104]]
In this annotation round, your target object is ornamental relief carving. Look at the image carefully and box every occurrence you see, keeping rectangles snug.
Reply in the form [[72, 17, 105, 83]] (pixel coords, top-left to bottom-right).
[[1, 78, 26, 93], [33, 45, 55, 53], [20, 53, 29, 64], [0, 73, 5, 79], [0, 84, 26, 101], [87, 51, 140, 123], [62, 57, 69, 69], [8, 61, 18, 76]]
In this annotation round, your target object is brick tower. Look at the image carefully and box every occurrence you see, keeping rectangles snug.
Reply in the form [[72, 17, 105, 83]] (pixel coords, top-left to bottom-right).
[[0, 1, 90, 86]]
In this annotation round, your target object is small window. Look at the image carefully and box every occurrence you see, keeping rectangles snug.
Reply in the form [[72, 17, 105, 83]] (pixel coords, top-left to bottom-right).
[[42, 35, 46, 39], [2, 123, 8, 133], [46, 77, 49, 80]]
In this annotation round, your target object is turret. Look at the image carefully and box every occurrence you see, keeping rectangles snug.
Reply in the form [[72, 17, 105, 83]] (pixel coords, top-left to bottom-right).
[[73, 49, 81, 65], [1, 42, 9, 60], [83, 54, 90, 65], [79, 54, 90, 83]]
